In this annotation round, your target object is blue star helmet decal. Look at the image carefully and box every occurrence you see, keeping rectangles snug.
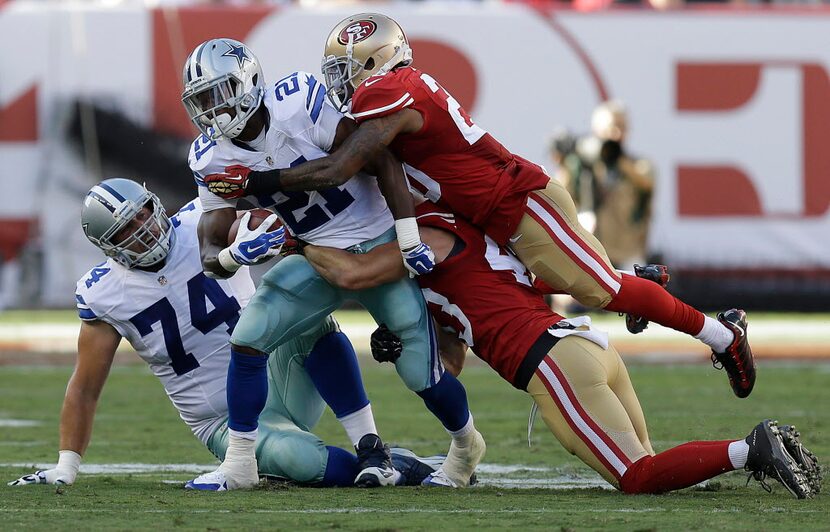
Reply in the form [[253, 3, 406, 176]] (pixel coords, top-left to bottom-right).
[[222, 42, 251, 68]]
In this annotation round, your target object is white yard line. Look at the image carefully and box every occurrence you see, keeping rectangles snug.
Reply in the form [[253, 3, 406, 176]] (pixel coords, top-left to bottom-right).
[[0, 508, 821, 515], [0, 462, 612, 490]]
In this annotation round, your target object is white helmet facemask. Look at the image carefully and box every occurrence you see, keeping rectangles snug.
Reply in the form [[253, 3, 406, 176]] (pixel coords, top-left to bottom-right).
[[181, 39, 265, 141]]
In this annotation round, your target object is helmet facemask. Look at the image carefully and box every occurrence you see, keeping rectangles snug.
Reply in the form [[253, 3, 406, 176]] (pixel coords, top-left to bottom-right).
[[322, 34, 364, 113], [182, 74, 262, 140], [181, 39, 265, 141], [322, 18, 413, 113], [95, 194, 174, 269]]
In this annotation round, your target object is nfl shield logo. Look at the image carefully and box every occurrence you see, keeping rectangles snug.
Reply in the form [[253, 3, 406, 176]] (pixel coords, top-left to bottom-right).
[[158, 276, 168, 286]]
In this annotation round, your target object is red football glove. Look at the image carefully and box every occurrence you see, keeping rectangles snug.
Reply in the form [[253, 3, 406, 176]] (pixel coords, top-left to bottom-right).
[[280, 228, 306, 257], [204, 165, 252, 199]]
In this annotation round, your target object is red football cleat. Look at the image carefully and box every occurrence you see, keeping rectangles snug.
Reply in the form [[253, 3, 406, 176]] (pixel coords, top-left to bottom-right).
[[711, 309, 756, 398]]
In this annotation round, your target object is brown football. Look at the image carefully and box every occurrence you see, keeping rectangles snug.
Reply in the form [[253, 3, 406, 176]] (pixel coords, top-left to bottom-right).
[[227, 208, 281, 245]]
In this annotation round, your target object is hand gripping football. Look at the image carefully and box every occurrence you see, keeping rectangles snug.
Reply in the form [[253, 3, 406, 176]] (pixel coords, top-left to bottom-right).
[[227, 209, 282, 245]]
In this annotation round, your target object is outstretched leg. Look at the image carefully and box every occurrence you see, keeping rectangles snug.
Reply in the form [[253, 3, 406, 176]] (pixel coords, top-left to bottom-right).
[[512, 179, 755, 397], [525, 336, 802, 495]]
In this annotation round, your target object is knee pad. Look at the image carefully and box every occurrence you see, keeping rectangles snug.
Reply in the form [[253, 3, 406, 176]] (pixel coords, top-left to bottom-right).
[[257, 431, 327, 484]]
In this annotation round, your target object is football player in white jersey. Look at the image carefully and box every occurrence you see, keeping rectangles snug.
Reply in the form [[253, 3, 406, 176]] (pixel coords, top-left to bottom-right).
[[8, 179, 440, 490], [181, 39, 483, 490]]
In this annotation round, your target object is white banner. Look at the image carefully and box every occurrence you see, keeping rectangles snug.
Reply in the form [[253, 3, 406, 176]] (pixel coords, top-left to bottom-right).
[[1, 3, 829, 305]]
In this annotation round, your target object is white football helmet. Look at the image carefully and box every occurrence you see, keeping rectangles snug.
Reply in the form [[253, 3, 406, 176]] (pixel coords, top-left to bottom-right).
[[81, 178, 174, 269], [181, 38, 265, 140]]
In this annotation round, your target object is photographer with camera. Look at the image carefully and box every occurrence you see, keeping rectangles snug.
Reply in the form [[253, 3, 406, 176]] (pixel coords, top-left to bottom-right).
[[550, 100, 655, 271]]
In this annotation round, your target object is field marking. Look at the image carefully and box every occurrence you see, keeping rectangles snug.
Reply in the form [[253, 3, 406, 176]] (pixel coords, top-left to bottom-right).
[[0, 462, 613, 490], [0, 508, 822, 515], [0, 419, 41, 427]]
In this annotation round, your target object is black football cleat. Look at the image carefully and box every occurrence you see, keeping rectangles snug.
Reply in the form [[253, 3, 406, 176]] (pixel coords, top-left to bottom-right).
[[745, 419, 812, 499], [624, 264, 671, 334], [354, 434, 396, 487], [711, 309, 756, 398], [779, 425, 822, 495]]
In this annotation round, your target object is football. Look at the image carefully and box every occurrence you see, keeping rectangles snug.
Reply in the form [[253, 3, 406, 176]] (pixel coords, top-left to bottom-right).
[[227, 208, 281, 245]]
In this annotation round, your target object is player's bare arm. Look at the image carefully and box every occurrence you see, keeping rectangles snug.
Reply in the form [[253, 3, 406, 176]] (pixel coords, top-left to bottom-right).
[[197, 207, 237, 278], [278, 111, 422, 190], [61, 320, 121, 455], [10, 320, 120, 486], [304, 226, 456, 291], [204, 111, 421, 198]]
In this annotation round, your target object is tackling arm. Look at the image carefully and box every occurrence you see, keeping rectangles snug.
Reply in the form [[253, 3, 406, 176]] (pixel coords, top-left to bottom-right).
[[304, 226, 457, 291], [304, 241, 406, 291], [247, 111, 421, 193]]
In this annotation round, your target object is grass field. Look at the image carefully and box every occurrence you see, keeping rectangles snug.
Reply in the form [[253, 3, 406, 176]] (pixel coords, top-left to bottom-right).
[[1, 350, 827, 530]]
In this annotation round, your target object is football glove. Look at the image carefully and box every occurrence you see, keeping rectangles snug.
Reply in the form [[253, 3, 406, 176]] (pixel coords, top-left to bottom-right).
[[280, 229, 306, 258], [370, 324, 402, 364], [8, 450, 80, 486], [225, 212, 285, 266], [402, 242, 436, 277], [204, 165, 252, 199]]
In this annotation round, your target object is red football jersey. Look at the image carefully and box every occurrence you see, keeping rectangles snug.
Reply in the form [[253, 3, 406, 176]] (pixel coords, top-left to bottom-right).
[[414, 202, 563, 388], [351, 67, 550, 245]]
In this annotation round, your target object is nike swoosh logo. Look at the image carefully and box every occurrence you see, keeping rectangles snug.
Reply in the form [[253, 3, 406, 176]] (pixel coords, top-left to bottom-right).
[[509, 233, 523, 244], [242, 242, 267, 254], [365, 78, 382, 87]]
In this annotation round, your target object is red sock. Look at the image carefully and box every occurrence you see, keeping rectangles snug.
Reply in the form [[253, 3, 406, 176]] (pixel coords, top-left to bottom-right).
[[605, 273, 705, 336], [619, 441, 735, 494]]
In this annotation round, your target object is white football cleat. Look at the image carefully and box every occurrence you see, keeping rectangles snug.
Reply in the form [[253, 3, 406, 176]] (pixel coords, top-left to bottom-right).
[[422, 429, 485, 488], [185, 470, 229, 491], [421, 469, 459, 488], [185, 458, 259, 491]]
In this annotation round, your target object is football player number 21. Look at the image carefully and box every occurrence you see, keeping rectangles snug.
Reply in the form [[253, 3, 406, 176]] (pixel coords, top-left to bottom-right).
[[419, 73, 486, 145], [130, 273, 241, 376]]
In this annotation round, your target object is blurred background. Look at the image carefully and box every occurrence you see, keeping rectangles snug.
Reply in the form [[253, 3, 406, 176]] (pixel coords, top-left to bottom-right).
[[1, 0, 829, 315]]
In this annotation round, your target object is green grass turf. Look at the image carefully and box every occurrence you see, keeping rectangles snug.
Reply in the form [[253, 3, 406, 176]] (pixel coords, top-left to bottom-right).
[[0, 361, 827, 530]]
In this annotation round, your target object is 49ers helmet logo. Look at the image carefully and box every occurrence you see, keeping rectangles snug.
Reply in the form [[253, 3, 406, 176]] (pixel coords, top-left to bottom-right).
[[338, 20, 377, 45]]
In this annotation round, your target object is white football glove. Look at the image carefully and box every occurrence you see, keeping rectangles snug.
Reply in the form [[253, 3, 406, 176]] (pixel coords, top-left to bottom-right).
[[8, 450, 81, 486], [218, 212, 285, 272]]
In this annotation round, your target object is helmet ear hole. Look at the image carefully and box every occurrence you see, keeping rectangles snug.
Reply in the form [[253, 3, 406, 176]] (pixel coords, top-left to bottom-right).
[[252, 73, 259, 86], [364, 57, 375, 71]]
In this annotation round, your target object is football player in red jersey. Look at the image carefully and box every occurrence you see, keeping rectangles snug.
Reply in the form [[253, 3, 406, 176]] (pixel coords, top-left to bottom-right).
[[299, 200, 820, 498], [202, 13, 755, 399]]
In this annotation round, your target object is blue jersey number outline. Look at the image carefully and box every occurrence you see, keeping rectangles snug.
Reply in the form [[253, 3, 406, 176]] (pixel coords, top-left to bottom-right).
[[129, 273, 241, 376], [85, 265, 112, 288], [275, 72, 302, 101]]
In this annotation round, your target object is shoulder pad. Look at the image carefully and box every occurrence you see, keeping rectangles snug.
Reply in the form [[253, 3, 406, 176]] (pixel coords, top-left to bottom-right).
[[269, 71, 329, 127], [351, 72, 414, 122], [75, 261, 120, 321]]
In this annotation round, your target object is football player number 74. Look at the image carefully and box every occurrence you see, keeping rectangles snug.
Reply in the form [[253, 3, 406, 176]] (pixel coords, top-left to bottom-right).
[[419, 73, 486, 146]]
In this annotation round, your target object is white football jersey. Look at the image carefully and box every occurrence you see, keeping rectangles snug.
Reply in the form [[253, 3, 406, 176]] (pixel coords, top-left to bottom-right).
[[189, 71, 393, 249], [74, 199, 255, 444]]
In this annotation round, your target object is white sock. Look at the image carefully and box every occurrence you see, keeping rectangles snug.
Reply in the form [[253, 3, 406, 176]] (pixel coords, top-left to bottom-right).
[[728, 440, 749, 469], [225, 428, 257, 461], [448, 413, 475, 444], [695, 316, 734, 352], [338, 404, 378, 447]]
